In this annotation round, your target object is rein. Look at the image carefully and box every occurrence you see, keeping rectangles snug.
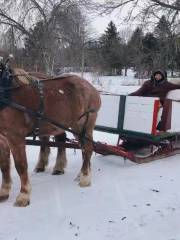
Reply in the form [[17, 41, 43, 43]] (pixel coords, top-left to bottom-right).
[[0, 97, 97, 145]]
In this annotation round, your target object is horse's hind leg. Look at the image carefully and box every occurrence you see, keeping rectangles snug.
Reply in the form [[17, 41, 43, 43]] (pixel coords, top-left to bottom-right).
[[79, 130, 94, 187], [52, 133, 67, 175], [35, 136, 50, 172], [9, 138, 31, 207], [0, 136, 11, 201]]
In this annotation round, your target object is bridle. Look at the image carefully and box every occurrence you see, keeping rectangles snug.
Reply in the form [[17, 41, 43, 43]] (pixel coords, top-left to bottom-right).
[[0, 60, 45, 137]]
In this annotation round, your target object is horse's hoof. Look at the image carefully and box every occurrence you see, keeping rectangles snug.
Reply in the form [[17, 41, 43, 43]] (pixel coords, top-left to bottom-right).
[[14, 193, 30, 207], [79, 174, 91, 187], [0, 194, 9, 202], [52, 170, 64, 175], [79, 182, 91, 187], [14, 200, 30, 207], [34, 168, 45, 173]]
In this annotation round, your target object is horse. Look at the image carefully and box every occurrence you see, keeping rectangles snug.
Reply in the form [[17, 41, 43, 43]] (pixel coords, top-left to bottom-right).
[[2, 69, 69, 175], [0, 66, 101, 207]]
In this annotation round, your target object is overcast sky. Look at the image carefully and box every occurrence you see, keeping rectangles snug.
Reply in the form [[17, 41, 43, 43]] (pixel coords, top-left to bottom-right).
[[87, 5, 138, 37], [90, 14, 118, 34]]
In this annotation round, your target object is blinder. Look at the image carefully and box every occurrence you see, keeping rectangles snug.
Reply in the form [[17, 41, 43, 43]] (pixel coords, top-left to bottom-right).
[[0, 63, 13, 109]]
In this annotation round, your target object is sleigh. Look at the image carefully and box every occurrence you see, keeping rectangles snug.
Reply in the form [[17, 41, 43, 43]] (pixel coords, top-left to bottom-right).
[[26, 91, 180, 164], [93, 92, 180, 163]]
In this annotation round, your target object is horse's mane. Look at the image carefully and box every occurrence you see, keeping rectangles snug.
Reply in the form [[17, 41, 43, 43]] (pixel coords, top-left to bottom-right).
[[11, 68, 76, 88], [12, 68, 37, 85]]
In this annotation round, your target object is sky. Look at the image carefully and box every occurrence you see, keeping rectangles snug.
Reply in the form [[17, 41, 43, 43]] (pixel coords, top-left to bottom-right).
[[90, 14, 119, 35], [87, 5, 138, 38], [87, 1, 158, 38]]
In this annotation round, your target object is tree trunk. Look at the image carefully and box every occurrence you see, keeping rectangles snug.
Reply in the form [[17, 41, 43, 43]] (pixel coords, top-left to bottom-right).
[[125, 67, 128, 76]]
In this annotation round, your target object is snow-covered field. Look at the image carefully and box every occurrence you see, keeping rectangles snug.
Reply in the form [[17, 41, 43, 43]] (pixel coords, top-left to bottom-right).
[[1, 73, 180, 240], [74, 69, 141, 94]]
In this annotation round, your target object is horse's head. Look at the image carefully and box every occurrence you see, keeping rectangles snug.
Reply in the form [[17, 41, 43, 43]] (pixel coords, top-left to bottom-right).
[[0, 55, 34, 86]]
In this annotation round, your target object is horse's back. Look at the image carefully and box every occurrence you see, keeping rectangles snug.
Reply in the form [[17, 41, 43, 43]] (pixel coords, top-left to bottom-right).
[[44, 74, 101, 108]]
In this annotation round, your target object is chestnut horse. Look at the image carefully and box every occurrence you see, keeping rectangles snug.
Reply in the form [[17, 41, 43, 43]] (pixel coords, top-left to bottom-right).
[[0, 68, 101, 207], [0, 69, 68, 174]]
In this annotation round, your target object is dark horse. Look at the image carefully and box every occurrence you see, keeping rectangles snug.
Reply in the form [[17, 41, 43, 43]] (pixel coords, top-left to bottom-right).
[[0, 65, 101, 207]]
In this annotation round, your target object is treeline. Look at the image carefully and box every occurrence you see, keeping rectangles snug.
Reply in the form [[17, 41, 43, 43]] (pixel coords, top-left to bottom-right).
[[0, 0, 180, 76], [86, 17, 180, 77]]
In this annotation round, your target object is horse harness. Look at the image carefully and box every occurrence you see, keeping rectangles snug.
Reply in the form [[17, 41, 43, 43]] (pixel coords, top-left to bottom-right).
[[0, 64, 13, 108], [30, 79, 45, 138], [0, 66, 97, 145], [0, 67, 45, 138]]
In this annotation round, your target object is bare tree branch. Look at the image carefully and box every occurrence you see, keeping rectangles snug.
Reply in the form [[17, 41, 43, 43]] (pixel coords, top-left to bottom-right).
[[94, 0, 180, 30], [150, 0, 180, 11]]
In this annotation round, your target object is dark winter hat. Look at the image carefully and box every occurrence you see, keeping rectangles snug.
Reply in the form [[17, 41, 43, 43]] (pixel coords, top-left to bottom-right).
[[153, 69, 167, 80], [150, 69, 167, 85]]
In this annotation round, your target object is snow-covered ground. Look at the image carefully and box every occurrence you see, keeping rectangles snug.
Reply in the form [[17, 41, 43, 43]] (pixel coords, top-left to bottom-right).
[[72, 69, 140, 93], [75, 69, 180, 94], [1, 74, 180, 240]]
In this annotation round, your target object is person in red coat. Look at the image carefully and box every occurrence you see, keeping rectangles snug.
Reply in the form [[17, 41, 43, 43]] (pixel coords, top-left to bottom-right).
[[130, 70, 180, 101], [122, 70, 180, 149]]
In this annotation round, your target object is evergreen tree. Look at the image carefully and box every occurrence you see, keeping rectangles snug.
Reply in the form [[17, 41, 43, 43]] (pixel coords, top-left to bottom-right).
[[99, 21, 123, 75], [154, 15, 171, 39], [154, 15, 172, 70], [127, 27, 144, 76], [128, 27, 143, 58], [142, 33, 159, 72]]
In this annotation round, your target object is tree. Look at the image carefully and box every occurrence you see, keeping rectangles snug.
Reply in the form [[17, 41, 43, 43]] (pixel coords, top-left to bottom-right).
[[127, 27, 144, 75], [141, 33, 159, 71], [154, 15, 177, 73], [99, 21, 124, 75], [0, 0, 88, 73], [154, 15, 172, 38], [94, 0, 180, 27], [55, 4, 88, 69]]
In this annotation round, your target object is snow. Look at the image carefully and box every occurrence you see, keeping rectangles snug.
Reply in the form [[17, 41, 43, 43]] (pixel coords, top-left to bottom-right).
[[1, 135, 180, 240], [1, 73, 180, 240], [73, 69, 141, 94], [167, 89, 180, 101]]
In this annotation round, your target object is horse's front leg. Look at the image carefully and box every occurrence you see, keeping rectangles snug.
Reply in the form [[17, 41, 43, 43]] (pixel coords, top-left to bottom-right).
[[9, 138, 31, 207], [0, 136, 11, 201]]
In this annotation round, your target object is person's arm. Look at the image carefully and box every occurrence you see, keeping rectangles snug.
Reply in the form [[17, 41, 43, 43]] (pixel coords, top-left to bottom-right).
[[168, 82, 180, 90], [129, 81, 150, 96]]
